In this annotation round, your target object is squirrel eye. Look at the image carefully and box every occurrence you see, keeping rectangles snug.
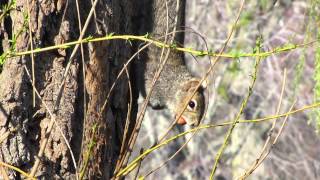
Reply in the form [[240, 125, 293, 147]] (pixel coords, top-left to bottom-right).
[[188, 100, 196, 110]]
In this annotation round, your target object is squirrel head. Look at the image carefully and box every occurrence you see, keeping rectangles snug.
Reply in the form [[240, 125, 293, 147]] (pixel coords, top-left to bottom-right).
[[171, 79, 206, 126]]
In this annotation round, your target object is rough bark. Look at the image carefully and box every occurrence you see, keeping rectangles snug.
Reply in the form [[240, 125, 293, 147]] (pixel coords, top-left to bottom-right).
[[0, 0, 136, 179], [81, 1, 136, 178]]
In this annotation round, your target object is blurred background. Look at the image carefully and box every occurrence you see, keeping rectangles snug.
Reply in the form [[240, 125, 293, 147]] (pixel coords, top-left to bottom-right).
[[130, 1, 320, 179]]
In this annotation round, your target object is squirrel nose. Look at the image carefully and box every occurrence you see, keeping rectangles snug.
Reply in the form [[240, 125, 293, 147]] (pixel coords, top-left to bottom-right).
[[175, 115, 187, 125]]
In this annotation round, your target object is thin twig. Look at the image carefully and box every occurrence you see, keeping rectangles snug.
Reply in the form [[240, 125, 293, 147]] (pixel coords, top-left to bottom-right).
[[117, 60, 134, 173], [0, 161, 36, 180], [113, 33, 186, 174], [143, 71, 212, 178], [157, 0, 245, 147], [54, 0, 98, 112], [75, 0, 87, 175], [118, 0, 180, 174], [135, 25, 214, 178], [0, 127, 17, 144], [0, 0, 14, 23], [209, 1, 247, 178], [6, 35, 317, 60], [24, 66, 77, 178], [238, 69, 287, 179], [133, 148, 144, 180], [26, 0, 36, 108], [0, 166, 10, 180], [115, 100, 320, 177], [109, 42, 152, 175], [29, 0, 99, 177], [238, 100, 296, 180], [143, 131, 196, 178], [90, 0, 100, 33], [134, 1, 173, 176], [133, 0, 245, 176]]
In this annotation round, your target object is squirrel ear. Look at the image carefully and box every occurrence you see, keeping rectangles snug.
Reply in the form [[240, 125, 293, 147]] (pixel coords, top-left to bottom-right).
[[201, 79, 208, 89], [190, 78, 208, 89], [182, 78, 207, 91]]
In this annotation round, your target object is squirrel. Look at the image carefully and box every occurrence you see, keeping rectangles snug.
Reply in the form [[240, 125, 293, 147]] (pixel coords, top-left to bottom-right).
[[135, 0, 206, 126]]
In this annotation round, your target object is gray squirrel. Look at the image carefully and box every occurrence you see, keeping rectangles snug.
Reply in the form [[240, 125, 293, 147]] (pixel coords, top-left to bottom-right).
[[135, 0, 206, 126]]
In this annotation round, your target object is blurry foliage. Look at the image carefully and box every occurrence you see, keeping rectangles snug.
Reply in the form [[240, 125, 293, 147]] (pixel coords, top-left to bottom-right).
[[293, 54, 305, 97], [311, 0, 320, 132], [237, 11, 254, 28], [259, 0, 269, 10], [217, 83, 229, 101], [314, 35, 320, 132], [227, 61, 241, 76]]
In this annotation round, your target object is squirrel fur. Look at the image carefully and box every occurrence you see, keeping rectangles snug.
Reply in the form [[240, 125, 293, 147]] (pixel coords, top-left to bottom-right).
[[136, 0, 205, 126]]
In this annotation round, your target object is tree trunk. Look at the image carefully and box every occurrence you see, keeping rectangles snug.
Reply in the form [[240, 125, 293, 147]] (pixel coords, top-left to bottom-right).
[[0, 0, 136, 179]]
